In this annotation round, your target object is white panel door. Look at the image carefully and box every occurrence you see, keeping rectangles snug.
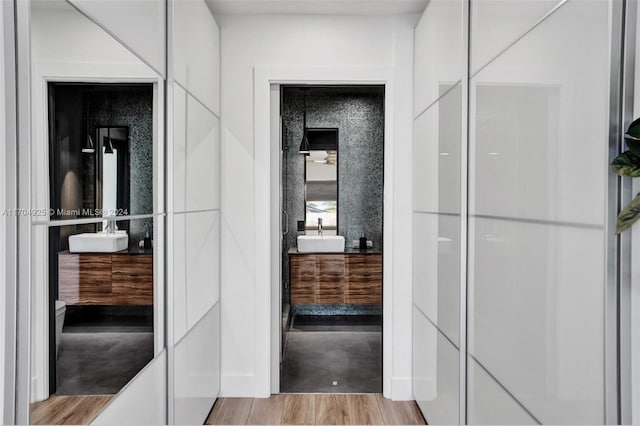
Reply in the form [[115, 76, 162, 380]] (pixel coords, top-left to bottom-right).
[[67, 0, 166, 77]]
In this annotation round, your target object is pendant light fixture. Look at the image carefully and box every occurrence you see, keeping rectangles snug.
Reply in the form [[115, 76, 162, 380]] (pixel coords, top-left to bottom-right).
[[82, 92, 95, 154], [104, 135, 114, 154], [104, 90, 114, 155], [299, 88, 310, 155]]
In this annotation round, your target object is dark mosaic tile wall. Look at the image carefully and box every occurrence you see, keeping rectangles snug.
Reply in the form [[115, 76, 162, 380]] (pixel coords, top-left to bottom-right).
[[88, 88, 153, 244], [281, 87, 384, 303]]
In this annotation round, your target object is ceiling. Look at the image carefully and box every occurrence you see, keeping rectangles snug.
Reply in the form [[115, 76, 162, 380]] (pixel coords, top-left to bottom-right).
[[205, 0, 430, 15]]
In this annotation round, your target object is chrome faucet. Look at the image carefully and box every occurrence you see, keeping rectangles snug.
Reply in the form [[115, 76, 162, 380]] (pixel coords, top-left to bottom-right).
[[318, 218, 323, 236], [104, 216, 117, 234]]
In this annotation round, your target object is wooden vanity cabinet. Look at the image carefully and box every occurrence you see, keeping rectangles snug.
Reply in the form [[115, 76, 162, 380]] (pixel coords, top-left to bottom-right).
[[346, 255, 382, 304], [289, 250, 382, 305], [59, 251, 153, 306]]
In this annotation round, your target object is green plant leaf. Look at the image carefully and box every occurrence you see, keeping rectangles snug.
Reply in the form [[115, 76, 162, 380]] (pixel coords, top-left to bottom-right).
[[624, 118, 640, 156], [617, 192, 640, 233], [611, 151, 640, 177], [627, 117, 640, 138], [625, 117, 640, 156], [624, 135, 640, 157]]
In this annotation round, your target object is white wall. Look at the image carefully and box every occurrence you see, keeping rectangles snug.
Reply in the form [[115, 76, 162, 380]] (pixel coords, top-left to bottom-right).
[[413, 1, 465, 423], [413, 0, 614, 424], [173, 0, 220, 116], [67, 0, 166, 77], [468, 2, 609, 423], [0, 0, 7, 421], [169, 0, 221, 423], [219, 13, 416, 398], [469, 0, 564, 74]]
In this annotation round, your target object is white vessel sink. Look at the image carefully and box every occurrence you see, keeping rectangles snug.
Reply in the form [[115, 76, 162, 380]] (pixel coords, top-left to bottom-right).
[[69, 232, 128, 253], [297, 235, 345, 253]]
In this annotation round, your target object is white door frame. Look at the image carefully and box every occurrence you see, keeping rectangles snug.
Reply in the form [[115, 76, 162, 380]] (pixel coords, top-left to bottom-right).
[[253, 65, 395, 397]]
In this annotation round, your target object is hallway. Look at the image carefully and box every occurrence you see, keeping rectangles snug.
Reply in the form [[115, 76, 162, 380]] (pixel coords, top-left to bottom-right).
[[1, 0, 639, 424], [206, 394, 425, 425]]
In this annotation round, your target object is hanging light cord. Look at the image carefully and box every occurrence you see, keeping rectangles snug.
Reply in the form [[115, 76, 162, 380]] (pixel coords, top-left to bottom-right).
[[299, 88, 310, 155]]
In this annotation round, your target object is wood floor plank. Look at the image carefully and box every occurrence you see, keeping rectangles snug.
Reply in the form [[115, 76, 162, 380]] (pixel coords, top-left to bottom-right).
[[30, 395, 112, 425], [206, 394, 424, 426], [247, 394, 286, 425], [347, 394, 385, 425], [375, 395, 426, 425], [282, 394, 315, 425], [206, 398, 254, 425], [316, 394, 351, 425]]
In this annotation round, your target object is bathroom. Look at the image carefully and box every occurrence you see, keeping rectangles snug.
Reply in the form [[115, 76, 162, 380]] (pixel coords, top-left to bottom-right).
[[279, 85, 385, 393], [45, 83, 155, 399]]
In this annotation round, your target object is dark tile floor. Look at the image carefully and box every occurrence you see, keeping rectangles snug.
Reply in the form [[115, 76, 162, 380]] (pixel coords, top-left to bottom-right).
[[280, 315, 382, 393], [56, 332, 154, 395]]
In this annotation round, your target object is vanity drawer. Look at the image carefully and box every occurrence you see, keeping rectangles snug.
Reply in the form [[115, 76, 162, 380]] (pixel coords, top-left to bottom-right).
[[112, 255, 153, 305], [316, 255, 346, 304], [291, 256, 317, 304], [59, 254, 112, 305], [346, 254, 382, 304]]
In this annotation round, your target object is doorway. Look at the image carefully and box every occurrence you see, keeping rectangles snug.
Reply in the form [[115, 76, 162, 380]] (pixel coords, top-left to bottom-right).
[[278, 85, 385, 393]]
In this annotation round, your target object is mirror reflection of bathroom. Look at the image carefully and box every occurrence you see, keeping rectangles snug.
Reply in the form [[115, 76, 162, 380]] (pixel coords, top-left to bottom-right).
[[43, 83, 154, 415], [304, 129, 338, 235], [281, 85, 384, 393]]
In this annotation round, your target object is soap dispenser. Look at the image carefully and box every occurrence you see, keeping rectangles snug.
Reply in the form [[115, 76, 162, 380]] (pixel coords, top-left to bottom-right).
[[359, 232, 367, 250], [143, 232, 152, 249]]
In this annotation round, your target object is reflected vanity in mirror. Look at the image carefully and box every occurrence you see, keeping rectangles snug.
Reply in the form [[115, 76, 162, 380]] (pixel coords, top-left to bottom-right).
[[304, 128, 339, 235], [40, 82, 154, 421], [27, 0, 165, 424]]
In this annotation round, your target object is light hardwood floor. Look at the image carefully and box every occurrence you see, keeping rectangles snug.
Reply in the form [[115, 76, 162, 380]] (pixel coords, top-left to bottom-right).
[[29, 395, 113, 425], [206, 394, 426, 425]]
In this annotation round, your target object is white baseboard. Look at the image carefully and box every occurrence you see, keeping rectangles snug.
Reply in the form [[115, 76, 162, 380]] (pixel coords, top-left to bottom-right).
[[391, 376, 413, 401], [31, 376, 46, 403], [220, 375, 255, 397]]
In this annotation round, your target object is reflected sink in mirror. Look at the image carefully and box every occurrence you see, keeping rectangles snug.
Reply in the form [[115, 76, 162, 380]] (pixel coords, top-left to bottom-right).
[[297, 235, 345, 253], [69, 232, 128, 253]]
